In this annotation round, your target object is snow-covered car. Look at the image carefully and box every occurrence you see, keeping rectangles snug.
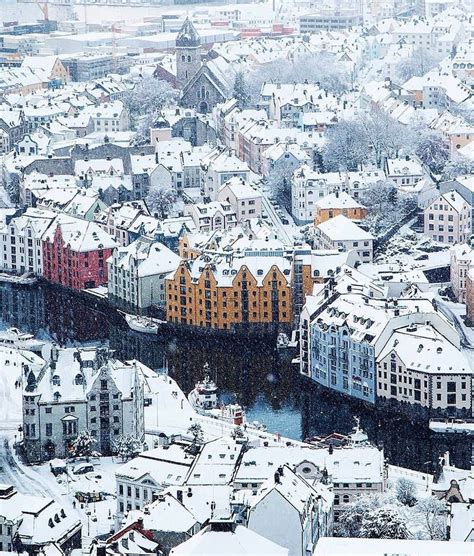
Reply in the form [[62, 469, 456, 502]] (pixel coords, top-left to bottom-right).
[[73, 463, 94, 475]]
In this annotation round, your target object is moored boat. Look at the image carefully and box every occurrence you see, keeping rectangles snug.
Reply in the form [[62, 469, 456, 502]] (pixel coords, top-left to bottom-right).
[[0, 328, 46, 352], [123, 313, 165, 334]]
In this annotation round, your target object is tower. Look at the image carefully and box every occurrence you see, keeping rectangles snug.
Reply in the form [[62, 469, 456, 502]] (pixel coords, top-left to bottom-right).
[[175, 17, 201, 89]]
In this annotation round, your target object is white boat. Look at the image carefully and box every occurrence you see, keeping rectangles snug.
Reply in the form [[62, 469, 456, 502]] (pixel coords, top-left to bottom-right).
[[429, 418, 474, 435], [0, 328, 45, 352], [188, 366, 266, 431], [277, 332, 290, 349], [124, 313, 165, 334], [0, 272, 37, 286]]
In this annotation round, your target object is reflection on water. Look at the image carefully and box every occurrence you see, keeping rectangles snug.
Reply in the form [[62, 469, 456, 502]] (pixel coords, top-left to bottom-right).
[[0, 283, 471, 471]]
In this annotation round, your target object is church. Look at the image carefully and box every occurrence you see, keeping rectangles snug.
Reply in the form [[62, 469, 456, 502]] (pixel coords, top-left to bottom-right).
[[154, 18, 235, 114]]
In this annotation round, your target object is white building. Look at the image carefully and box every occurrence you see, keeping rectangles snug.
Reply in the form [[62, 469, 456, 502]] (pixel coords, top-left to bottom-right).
[[450, 243, 473, 302], [84, 100, 129, 133], [315, 215, 374, 263], [424, 190, 471, 245], [0, 208, 56, 276], [218, 177, 262, 223], [246, 465, 333, 556], [107, 238, 181, 311], [186, 201, 237, 233], [201, 147, 251, 201]]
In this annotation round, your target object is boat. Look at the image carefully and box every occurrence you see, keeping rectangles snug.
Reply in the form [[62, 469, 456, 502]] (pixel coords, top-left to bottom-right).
[[0, 272, 37, 286], [277, 332, 290, 349], [429, 418, 474, 435], [188, 365, 266, 431], [0, 328, 46, 353], [123, 313, 165, 334]]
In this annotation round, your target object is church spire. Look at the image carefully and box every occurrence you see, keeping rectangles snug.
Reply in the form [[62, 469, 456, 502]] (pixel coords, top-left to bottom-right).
[[176, 17, 200, 48]]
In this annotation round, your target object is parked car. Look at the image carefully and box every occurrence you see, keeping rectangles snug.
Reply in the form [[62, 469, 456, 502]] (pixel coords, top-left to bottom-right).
[[73, 463, 94, 475]]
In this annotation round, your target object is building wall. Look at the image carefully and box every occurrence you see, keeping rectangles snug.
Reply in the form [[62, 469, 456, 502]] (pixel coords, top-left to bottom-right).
[[314, 206, 367, 226], [42, 227, 113, 290], [424, 194, 471, 244], [166, 262, 292, 329]]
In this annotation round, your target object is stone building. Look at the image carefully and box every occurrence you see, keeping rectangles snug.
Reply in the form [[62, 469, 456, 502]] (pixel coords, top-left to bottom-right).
[[22, 346, 145, 462]]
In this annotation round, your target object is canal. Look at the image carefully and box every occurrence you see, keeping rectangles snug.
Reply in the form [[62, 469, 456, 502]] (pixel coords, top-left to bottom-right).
[[0, 282, 471, 472]]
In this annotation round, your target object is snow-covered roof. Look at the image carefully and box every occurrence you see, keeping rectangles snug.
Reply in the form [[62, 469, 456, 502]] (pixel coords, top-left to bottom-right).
[[315, 192, 365, 210], [170, 523, 288, 556], [317, 215, 374, 242], [313, 537, 472, 555]]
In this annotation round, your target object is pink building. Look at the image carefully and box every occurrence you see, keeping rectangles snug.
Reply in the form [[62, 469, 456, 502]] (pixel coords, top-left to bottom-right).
[[43, 216, 116, 290], [424, 191, 471, 244]]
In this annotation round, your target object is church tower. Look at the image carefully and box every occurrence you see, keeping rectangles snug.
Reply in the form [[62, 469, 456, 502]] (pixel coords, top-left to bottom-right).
[[175, 17, 201, 89]]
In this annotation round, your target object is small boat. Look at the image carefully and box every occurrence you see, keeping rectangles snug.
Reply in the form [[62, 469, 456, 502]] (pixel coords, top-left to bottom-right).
[[429, 418, 474, 435], [0, 328, 45, 352], [277, 333, 290, 349], [0, 272, 37, 286], [124, 313, 165, 334]]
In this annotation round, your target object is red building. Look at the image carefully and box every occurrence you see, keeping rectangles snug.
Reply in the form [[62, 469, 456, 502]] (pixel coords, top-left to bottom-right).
[[43, 216, 116, 290]]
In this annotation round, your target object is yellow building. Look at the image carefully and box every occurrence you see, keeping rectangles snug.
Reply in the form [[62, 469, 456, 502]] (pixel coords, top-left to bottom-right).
[[166, 254, 293, 330], [314, 192, 367, 227]]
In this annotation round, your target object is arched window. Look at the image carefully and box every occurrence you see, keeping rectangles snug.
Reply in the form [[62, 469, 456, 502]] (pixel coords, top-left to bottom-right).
[[187, 55, 191, 62]]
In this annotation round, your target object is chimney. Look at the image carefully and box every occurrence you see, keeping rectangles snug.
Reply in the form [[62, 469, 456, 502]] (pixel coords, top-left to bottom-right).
[[137, 517, 144, 530], [274, 471, 281, 484], [176, 490, 183, 504]]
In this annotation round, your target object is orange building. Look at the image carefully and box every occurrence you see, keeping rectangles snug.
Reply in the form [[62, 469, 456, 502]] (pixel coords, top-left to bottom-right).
[[314, 192, 367, 226], [166, 254, 293, 330]]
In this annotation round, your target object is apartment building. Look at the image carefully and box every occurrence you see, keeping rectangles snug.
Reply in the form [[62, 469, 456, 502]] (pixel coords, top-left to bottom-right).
[[450, 243, 473, 302], [315, 215, 374, 263], [314, 192, 367, 226], [423, 190, 471, 244]]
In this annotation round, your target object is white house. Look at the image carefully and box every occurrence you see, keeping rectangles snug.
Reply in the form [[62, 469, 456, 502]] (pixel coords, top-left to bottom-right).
[[315, 215, 374, 263], [424, 190, 471, 244], [385, 156, 424, 189], [186, 201, 237, 233], [218, 177, 262, 222], [247, 465, 333, 556]]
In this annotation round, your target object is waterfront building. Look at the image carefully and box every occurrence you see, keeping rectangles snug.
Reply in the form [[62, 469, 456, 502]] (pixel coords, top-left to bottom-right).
[[22, 346, 145, 462], [42, 215, 116, 290], [107, 237, 181, 312], [300, 266, 469, 414], [165, 253, 293, 330], [315, 215, 374, 263], [0, 484, 82, 555], [376, 323, 472, 416], [0, 208, 56, 277], [423, 190, 471, 244], [313, 192, 367, 226]]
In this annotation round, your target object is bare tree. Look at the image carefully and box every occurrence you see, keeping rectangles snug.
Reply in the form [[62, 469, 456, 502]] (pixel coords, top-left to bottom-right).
[[146, 183, 175, 219], [414, 497, 448, 540], [396, 48, 441, 82], [322, 120, 371, 171]]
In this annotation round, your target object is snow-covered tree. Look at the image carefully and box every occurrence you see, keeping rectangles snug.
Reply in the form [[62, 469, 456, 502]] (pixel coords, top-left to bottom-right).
[[360, 507, 409, 539], [114, 434, 142, 461], [146, 183, 175, 219], [233, 70, 251, 109], [336, 493, 387, 537], [442, 155, 474, 180], [415, 131, 450, 174], [414, 497, 447, 540], [123, 76, 178, 131], [322, 120, 370, 171], [361, 110, 411, 167], [396, 478, 417, 507], [267, 160, 295, 205], [360, 180, 417, 235], [188, 423, 204, 445], [70, 430, 96, 459], [396, 48, 440, 82]]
